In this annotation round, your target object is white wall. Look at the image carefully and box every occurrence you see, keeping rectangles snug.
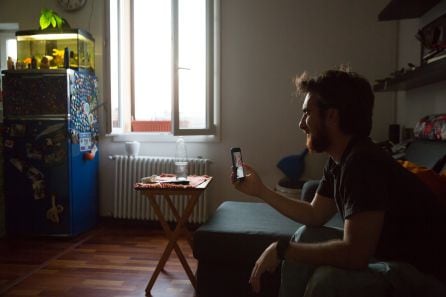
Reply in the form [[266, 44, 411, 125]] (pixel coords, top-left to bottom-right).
[[0, 0, 398, 217]]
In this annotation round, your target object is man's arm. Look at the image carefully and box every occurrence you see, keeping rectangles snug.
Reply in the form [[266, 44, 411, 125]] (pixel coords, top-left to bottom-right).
[[285, 210, 385, 269], [233, 164, 337, 226], [249, 210, 385, 292], [258, 187, 338, 226]]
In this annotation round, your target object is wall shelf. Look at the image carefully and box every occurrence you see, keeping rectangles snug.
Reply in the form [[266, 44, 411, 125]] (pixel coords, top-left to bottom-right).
[[374, 58, 446, 91], [378, 0, 440, 21], [375, 0, 446, 91]]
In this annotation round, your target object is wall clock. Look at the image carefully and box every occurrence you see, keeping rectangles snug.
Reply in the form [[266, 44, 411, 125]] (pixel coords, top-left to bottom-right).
[[57, 0, 87, 12]]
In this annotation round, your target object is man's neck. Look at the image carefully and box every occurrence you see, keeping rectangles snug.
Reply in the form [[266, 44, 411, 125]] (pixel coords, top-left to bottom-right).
[[326, 133, 353, 163]]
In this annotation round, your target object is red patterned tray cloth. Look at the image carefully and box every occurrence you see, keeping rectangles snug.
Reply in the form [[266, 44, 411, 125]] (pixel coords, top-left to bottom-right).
[[134, 174, 211, 190]]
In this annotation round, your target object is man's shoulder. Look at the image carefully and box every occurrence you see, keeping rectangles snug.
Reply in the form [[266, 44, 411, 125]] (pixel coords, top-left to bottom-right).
[[344, 138, 393, 167], [345, 137, 436, 196]]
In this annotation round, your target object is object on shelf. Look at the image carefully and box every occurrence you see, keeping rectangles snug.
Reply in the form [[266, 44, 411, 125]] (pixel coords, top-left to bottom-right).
[[417, 13, 446, 64], [16, 29, 94, 71], [373, 58, 446, 92], [427, 54, 446, 64], [375, 78, 389, 84], [375, 2, 446, 91], [390, 67, 413, 78], [426, 51, 446, 64], [389, 123, 401, 144], [39, 9, 69, 31], [374, 63, 418, 89], [7, 57, 15, 70]]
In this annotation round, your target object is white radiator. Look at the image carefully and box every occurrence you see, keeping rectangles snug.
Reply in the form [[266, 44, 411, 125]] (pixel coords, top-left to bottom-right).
[[112, 156, 210, 223]]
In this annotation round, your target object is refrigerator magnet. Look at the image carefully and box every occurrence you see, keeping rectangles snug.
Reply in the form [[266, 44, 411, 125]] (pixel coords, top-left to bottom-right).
[[70, 129, 79, 144], [79, 132, 92, 151], [4, 139, 14, 149]]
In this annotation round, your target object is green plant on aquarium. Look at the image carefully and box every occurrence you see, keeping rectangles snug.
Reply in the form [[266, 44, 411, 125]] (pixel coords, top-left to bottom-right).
[[39, 9, 70, 30]]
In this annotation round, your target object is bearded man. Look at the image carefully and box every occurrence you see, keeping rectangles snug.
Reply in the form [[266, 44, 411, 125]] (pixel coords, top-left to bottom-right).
[[233, 69, 446, 297]]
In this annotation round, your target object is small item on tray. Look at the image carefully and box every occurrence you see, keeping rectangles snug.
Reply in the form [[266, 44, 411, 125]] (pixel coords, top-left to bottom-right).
[[160, 180, 190, 185], [140, 175, 190, 185], [141, 175, 158, 183]]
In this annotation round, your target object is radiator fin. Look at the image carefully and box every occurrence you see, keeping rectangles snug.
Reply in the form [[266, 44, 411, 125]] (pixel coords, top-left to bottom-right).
[[113, 156, 209, 223]]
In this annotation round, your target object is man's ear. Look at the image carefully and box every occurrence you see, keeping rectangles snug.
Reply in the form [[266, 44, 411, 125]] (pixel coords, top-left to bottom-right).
[[325, 108, 339, 126]]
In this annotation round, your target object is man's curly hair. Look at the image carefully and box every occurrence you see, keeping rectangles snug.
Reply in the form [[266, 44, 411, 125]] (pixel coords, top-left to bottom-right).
[[294, 68, 374, 137]]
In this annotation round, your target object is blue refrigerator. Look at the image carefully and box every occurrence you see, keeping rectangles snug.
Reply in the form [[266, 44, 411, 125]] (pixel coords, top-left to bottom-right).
[[1, 69, 99, 236]]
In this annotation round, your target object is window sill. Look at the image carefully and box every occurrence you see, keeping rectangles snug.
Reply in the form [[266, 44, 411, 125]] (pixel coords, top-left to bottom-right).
[[108, 132, 220, 143]]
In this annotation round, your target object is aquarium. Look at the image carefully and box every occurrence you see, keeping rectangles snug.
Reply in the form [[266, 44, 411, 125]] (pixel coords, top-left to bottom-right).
[[15, 29, 94, 72]]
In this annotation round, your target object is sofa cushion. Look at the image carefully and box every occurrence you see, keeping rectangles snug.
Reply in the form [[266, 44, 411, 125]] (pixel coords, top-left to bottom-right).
[[193, 201, 301, 263], [404, 140, 446, 170], [399, 160, 446, 207]]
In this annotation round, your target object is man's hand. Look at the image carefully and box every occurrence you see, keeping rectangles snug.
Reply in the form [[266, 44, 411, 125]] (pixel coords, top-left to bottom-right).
[[232, 164, 266, 198], [249, 242, 281, 293]]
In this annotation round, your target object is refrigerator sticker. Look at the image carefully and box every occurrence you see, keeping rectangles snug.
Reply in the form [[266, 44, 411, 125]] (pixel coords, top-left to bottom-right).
[[46, 194, 64, 224], [36, 123, 65, 139], [26, 143, 43, 161], [9, 158, 46, 199], [11, 123, 26, 137], [70, 129, 79, 144], [82, 102, 90, 114], [70, 71, 99, 134], [32, 180, 45, 200], [79, 132, 92, 151], [9, 158, 25, 172], [4, 139, 14, 149], [28, 122, 67, 166], [27, 166, 46, 200]]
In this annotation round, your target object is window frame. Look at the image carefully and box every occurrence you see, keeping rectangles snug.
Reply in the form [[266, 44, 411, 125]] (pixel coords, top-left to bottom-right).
[[104, 0, 220, 140], [0, 25, 19, 71]]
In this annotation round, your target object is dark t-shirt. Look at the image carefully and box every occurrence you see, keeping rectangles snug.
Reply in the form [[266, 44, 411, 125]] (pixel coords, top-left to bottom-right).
[[317, 137, 446, 274]]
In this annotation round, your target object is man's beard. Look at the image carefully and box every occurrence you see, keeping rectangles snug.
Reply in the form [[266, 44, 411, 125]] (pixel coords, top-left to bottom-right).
[[306, 126, 330, 153]]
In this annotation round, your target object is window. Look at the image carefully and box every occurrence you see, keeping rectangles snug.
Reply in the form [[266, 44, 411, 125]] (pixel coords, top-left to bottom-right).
[[0, 26, 18, 71], [0, 24, 19, 100], [106, 0, 219, 137]]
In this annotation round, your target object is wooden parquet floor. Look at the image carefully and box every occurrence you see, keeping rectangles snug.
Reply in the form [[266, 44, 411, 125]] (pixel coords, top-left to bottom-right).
[[0, 222, 197, 297]]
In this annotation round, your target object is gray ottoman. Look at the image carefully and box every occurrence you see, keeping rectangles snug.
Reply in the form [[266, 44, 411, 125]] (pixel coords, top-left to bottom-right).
[[193, 201, 302, 297]]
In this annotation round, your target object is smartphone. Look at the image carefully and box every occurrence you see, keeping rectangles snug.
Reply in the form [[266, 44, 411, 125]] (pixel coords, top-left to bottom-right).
[[230, 147, 245, 181]]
